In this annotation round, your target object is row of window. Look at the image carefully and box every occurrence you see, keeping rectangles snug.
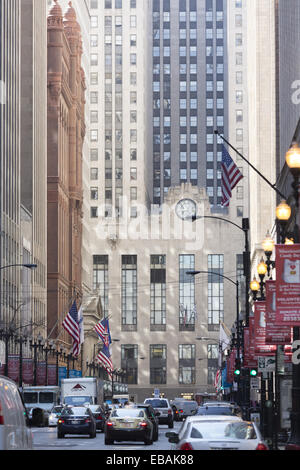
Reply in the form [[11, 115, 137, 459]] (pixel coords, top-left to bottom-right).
[[120, 344, 218, 385], [91, 0, 136, 8]]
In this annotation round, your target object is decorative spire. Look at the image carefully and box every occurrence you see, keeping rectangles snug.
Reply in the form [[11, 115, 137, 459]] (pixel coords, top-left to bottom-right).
[[49, 0, 63, 17]]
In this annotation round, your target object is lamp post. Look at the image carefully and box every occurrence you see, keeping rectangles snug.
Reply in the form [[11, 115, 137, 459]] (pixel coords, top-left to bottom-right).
[[0, 263, 37, 378], [192, 215, 250, 327], [284, 141, 300, 450], [187, 270, 241, 404]]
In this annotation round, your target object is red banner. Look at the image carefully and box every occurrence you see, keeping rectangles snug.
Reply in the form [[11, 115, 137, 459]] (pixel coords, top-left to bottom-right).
[[22, 358, 34, 385], [226, 348, 236, 383], [8, 355, 19, 382], [243, 327, 257, 367], [254, 302, 276, 355], [36, 362, 46, 386], [265, 280, 292, 344], [47, 364, 57, 386], [275, 244, 300, 325]]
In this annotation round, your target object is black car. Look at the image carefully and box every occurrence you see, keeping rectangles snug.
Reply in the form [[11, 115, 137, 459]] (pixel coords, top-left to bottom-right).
[[88, 404, 106, 432], [57, 406, 97, 438], [136, 404, 159, 441]]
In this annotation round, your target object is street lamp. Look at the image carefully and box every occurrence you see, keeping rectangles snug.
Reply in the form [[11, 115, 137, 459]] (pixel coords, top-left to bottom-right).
[[284, 141, 300, 450], [250, 276, 260, 301], [187, 270, 241, 404], [276, 200, 292, 243], [262, 231, 275, 278], [257, 257, 267, 300]]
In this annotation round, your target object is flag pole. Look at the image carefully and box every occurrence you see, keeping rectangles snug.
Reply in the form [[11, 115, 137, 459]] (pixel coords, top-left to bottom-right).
[[215, 129, 286, 199]]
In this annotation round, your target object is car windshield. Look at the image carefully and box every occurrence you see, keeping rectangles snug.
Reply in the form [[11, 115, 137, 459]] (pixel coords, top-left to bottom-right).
[[52, 406, 63, 413], [23, 392, 38, 404], [188, 421, 257, 440], [145, 399, 168, 408], [64, 396, 91, 406], [62, 407, 90, 416], [197, 406, 234, 415], [39, 392, 55, 403], [111, 409, 145, 418], [89, 405, 101, 412]]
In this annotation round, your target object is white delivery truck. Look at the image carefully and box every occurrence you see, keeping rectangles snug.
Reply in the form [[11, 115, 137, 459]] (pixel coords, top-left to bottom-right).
[[22, 385, 60, 425], [60, 377, 104, 406]]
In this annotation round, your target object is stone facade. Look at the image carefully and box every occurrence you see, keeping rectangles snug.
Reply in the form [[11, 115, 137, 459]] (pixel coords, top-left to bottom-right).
[[47, 1, 86, 346]]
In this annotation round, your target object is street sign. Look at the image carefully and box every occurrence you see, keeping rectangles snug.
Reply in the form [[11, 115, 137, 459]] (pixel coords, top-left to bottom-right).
[[258, 356, 276, 372], [250, 377, 259, 389]]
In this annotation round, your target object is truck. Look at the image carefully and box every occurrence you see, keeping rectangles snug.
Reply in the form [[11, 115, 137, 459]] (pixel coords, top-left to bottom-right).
[[22, 385, 60, 425], [60, 377, 105, 406]]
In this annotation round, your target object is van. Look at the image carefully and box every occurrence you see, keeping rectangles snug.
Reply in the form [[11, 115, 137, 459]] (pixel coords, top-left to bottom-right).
[[171, 399, 198, 420], [0, 375, 33, 449]]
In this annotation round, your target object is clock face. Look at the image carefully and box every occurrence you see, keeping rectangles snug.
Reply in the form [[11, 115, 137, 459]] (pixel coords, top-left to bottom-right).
[[175, 199, 197, 220]]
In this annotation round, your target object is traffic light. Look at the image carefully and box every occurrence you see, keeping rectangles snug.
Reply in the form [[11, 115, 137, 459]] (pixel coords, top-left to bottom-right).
[[250, 368, 257, 377], [234, 358, 241, 377]]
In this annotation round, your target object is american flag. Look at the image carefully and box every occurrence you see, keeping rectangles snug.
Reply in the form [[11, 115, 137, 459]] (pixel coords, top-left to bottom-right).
[[62, 300, 80, 356], [94, 317, 111, 347], [221, 145, 243, 207], [96, 344, 113, 378]]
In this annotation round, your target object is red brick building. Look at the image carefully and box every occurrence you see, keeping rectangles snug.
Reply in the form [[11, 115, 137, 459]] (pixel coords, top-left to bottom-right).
[[47, 0, 86, 344]]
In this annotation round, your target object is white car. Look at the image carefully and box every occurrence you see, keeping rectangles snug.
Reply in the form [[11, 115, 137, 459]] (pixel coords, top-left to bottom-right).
[[166, 416, 268, 451], [0, 375, 33, 450], [48, 406, 64, 427]]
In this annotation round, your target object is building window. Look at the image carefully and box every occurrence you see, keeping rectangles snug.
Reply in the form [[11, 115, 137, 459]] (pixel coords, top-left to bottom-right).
[[90, 168, 98, 180], [93, 255, 109, 316], [150, 255, 166, 328], [150, 345, 167, 384], [179, 255, 195, 330], [121, 345, 138, 384], [208, 254, 224, 326], [122, 255, 137, 326], [90, 187, 98, 200], [179, 366, 195, 384], [90, 207, 98, 218]]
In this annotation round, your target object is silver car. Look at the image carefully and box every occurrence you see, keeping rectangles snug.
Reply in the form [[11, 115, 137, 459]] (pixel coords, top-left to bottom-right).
[[166, 417, 268, 450]]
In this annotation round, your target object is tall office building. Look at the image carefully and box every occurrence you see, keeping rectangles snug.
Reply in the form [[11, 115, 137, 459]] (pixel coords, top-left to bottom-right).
[[86, 0, 248, 399]]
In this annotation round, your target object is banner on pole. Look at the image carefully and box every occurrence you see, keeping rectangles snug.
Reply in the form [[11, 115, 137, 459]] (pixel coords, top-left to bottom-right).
[[254, 302, 276, 355], [275, 244, 300, 325], [265, 280, 292, 344]]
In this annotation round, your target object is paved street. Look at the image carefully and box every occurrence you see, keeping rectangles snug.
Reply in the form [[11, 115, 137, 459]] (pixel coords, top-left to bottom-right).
[[32, 422, 181, 451]]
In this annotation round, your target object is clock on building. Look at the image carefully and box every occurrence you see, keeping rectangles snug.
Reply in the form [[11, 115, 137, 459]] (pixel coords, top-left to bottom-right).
[[175, 198, 197, 220]]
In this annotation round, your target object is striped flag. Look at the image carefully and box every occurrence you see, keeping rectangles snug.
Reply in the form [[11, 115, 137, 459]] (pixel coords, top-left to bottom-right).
[[221, 145, 243, 207], [62, 300, 80, 356], [96, 344, 113, 378], [94, 317, 111, 347], [214, 369, 222, 392]]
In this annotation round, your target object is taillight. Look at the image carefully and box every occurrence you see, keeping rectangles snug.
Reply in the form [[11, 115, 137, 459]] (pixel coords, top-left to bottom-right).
[[0, 402, 4, 425], [139, 421, 148, 428], [106, 421, 114, 427], [85, 418, 92, 423], [96, 416, 102, 420], [168, 409, 172, 415], [256, 443, 268, 450], [179, 409, 183, 414], [58, 419, 64, 424], [180, 442, 193, 450]]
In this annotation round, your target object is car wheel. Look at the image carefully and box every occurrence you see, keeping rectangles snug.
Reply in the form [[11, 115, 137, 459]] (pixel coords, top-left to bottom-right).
[[144, 436, 153, 445], [105, 437, 114, 445]]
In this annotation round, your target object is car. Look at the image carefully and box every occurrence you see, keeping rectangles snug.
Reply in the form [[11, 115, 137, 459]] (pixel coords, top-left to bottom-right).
[[48, 405, 64, 427], [0, 375, 33, 449], [166, 417, 269, 450], [144, 398, 174, 428], [135, 404, 159, 441], [196, 404, 241, 417], [104, 407, 154, 445], [57, 406, 97, 438], [170, 399, 198, 421], [87, 404, 106, 432]]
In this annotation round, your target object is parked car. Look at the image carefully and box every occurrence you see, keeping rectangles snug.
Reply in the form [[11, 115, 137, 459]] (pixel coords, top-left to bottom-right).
[[48, 405, 64, 427], [104, 407, 154, 445], [57, 406, 97, 438], [171, 399, 198, 421], [166, 417, 269, 450], [0, 375, 33, 449], [196, 404, 240, 417], [135, 403, 159, 441], [87, 404, 106, 432], [144, 398, 174, 428]]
